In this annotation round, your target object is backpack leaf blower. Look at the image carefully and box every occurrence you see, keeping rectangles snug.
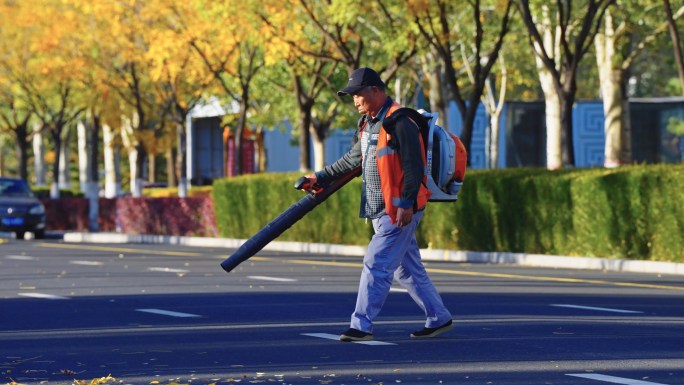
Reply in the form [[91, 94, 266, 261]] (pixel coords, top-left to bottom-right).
[[220, 167, 361, 273]]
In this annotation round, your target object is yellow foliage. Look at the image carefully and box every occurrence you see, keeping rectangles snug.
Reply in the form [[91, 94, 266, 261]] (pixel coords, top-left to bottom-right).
[[72, 374, 117, 385]]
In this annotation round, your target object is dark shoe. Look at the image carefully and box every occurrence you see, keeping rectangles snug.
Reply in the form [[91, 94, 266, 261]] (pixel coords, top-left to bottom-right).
[[339, 328, 373, 342], [410, 320, 454, 339]]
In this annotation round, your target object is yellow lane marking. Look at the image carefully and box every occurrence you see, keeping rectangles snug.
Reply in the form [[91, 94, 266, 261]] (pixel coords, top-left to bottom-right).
[[286, 258, 362, 268], [280, 258, 684, 292], [37, 243, 203, 257], [423, 267, 684, 292]]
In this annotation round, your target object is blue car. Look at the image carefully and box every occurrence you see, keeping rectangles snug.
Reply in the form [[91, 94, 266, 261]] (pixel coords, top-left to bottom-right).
[[0, 177, 46, 239]]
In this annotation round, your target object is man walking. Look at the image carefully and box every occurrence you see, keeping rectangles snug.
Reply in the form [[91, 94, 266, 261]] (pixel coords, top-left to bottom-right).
[[304, 67, 453, 341]]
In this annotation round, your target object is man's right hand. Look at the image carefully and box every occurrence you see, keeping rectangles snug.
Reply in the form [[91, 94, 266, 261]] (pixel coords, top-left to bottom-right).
[[297, 173, 323, 194]]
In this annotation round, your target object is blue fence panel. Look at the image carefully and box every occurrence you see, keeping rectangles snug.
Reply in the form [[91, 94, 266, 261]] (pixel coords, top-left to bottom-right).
[[572, 101, 605, 168]]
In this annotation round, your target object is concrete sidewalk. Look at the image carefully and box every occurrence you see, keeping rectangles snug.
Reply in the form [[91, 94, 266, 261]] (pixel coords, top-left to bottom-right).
[[61, 232, 684, 277]]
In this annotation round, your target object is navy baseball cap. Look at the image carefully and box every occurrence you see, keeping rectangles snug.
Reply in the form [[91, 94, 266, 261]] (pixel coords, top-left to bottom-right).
[[338, 67, 386, 96]]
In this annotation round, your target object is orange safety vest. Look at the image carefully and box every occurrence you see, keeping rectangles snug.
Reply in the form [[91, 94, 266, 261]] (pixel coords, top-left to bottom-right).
[[364, 102, 432, 223]]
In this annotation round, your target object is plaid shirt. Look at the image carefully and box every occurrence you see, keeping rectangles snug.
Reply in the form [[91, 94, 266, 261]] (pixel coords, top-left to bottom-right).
[[359, 116, 385, 219]]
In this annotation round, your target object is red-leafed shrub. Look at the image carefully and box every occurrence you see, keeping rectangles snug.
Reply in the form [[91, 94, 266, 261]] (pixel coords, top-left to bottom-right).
[[98, 198, 118, 231], [43, 198, 90, 231], [115, 197, 217, 236], [42, 197, 217, 237]]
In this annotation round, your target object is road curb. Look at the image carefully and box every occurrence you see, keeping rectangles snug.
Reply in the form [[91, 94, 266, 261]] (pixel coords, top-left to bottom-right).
[[62, 232, 684, 276]]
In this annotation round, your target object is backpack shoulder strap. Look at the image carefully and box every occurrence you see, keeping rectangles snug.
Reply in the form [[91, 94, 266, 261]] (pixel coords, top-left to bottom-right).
[[383, 107, 428, 132], [383, 107, 430, 150]]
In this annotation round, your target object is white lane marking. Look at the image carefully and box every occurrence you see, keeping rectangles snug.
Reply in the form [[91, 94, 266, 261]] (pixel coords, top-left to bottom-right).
[[148, 267, 190, 274], [302, 333, 396, 346], [566, 373, 668, 385], [6, 255, 36, 260], [18, 293, 70, 300], [247, 276, 297, 282], [69, 260, 104, 266], [136, 309, 201, 318], [390, 287, 408, 293], [551, 304, 643, 314]]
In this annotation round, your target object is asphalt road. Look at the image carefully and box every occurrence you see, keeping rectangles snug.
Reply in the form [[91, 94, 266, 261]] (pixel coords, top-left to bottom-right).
[[1, 239, 684, 385]]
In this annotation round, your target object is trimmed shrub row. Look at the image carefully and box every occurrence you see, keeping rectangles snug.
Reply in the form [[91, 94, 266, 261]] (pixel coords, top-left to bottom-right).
[[212, 165, 684, 262], [43, 197, 217, 237]]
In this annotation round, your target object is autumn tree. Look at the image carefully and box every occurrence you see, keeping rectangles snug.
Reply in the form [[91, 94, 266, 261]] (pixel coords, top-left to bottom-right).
[[163, 1, 267, 176], [0, 2, 42, 181], [519, 0, 614, 168], [410, 0, 514, 163], [259, 1, 348, 171], [7, 1, 89, 196], [146, 19, 212, 195], [77, 1, 182, 196], [0, 69, 32, 181], [260, 1, 419, 171], [595, 1, 684, 167]]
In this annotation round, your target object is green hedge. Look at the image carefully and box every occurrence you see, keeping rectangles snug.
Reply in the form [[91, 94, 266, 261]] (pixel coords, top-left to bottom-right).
[[213, 164, 684, 262], [212, 173, 373, 246]]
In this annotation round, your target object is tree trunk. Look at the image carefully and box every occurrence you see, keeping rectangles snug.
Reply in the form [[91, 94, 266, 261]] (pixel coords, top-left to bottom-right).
[[14, 122, 29, 181], [134, 143, 145, 197], [459, 107, 477, 159], [255, 126, 266, 173], [103, 123, 120, 198], [58, 127, 70, 189], [32, 123, 46, 186], [77, 120, 90, 192], [234, 91, 250, 176], [298, 108, 312, 172], [166, 147, 176, 188], [87, 114, 100, 232], [596, 16, 624, 168], [310, 119, 330, 171], [176, 121, 187, 197], [537, 60, 562, 169], [601, 70, 624, 168], [292, 75, 313, 172], [50, 130, 62, 199], [482, 59, 507, 169], [531, 4, 563, 170], [128, 146, 142, 197], [423, 49, 446, 120], [559, 86, 576, 167], [147, 151, 156, 184], [620, 94, 633, 164], [121, 112, 144, 197]]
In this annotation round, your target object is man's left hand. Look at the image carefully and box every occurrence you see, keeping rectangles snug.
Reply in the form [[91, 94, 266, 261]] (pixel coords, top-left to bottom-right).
[[396, 207, 413, 228]]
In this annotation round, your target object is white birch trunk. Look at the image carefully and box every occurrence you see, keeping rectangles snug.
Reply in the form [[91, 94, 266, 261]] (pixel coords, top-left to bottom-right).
[[50, 182, 59, 199], [121, 113, 143, 197], [58, 128, 71, 189], [178, 177, 188, 197], [533, 5, 563, 170], [103, 123, 121, 198], [128, 149, 142, 197], [595, 11, 623, 168], [312, 138, 325, 171], [482, 58, 507, 169], [32, 123, 46, 186], [539, 64, 562, 170], [77, 120, 90, 192]]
